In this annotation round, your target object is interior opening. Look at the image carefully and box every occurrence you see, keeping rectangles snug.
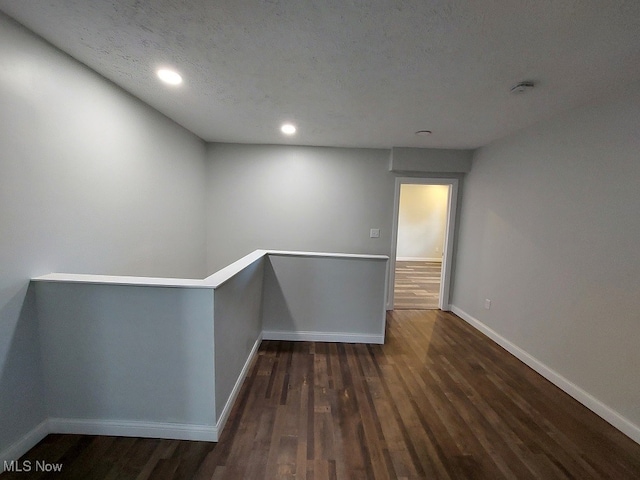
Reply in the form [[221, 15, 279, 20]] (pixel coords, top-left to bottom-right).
[[393, 184, 450, 310]]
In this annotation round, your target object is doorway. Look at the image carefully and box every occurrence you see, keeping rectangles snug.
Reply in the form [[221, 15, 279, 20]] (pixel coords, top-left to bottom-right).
[[387, 178, 458, 311]]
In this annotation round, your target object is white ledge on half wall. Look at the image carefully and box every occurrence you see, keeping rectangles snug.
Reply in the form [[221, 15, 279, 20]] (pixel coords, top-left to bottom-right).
[[31, 272, 212, 289], [267, 250, 389, 260], [32, 249, 390, 289]]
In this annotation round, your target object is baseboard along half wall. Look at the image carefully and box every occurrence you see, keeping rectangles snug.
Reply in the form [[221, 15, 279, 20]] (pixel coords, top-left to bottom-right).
[[215, 334, 263, 437], [47, 418, 217, 442], [0, 418, 217, 472], [262, 330, 384, 344], [0, 330, 383, 466], [450, 305, 640, 445], [0, 420, 49, 472]]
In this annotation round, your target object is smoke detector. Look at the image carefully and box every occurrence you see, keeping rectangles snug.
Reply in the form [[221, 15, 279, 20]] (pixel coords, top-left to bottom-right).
[[510, 81, 535, 94]]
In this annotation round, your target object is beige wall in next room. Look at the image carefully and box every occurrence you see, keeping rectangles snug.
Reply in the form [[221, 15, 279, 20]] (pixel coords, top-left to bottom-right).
[[396, 184, 448, 261]]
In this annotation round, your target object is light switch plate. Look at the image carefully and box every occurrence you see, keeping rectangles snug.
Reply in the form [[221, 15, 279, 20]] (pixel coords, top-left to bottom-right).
[[370, 228, 380, 238]]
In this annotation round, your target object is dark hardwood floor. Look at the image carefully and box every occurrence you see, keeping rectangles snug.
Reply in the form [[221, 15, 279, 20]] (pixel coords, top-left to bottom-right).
[[394, 261, 441, 310], [3, 310, 640, 479]]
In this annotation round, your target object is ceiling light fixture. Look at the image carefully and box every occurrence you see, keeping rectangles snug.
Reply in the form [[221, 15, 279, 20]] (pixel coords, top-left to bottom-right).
[[281, 123, 297, 135], [157, 68, 183, 85], [510, 81, 535, 94], [415, 130, 432, 136]]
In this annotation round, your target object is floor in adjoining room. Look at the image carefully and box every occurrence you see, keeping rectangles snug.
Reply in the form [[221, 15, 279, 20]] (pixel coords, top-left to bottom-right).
[[3, 310, 640, 479], [394, 260, 442, 309]]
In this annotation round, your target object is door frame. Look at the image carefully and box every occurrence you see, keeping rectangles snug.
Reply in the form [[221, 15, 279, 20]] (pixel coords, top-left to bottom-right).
[[387, 177, 459, 311]]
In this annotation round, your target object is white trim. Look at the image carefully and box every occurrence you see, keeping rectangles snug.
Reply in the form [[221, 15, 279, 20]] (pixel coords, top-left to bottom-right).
[[215, 333, 263, 437], [32, 250, 389, 290], [451, 305, 640, 445], [0, 420, 49, 471], [266, 250, 388, 261], [395, 257, 443, 262], [204, 250, 268, 287], [32, 273, 213, 289], [381, 261, 390, 332], [263, 330, 384, 344], [47, 418, 217, 442], [388, 177, 459, 311]]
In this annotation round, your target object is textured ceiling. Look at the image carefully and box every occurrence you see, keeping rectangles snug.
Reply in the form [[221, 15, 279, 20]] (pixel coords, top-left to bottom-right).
[[1, 1, 639, 148]]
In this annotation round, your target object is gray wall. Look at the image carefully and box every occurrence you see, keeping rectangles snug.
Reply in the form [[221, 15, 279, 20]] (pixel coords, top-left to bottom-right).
[[452, 81, 640, 429], [0, 13, 207, 453], [213, 258, 264, 421], [262, 254, 387, 341], [35, 283, 215, 428], [390, 147, 473, 173], [206, 144, 396, 271]]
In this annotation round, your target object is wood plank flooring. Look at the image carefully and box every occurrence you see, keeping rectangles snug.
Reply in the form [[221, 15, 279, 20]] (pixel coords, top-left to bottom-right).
[[3, 310, 640, 479], [394, 261, 441, 310]]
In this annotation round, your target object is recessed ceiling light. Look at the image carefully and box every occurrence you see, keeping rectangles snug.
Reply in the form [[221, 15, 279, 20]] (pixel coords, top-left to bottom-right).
[[415, 130, 432, 136], [157, 69, 183, 85], [281, 123, 297, 135]]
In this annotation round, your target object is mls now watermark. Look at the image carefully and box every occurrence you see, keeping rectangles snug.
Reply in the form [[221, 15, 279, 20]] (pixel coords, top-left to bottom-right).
[[4, 460, 63, 473]]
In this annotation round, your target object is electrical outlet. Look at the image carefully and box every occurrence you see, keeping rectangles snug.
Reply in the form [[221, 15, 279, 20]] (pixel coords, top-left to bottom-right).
[[370, 228, 380, 238], [484, 299, 491, 310]]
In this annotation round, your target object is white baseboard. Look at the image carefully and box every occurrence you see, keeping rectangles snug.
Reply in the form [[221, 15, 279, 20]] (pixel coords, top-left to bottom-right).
[[450, 305, 640, 445], [262, 330, 384, 344], [1, 415, 217, 469], [0, 420, 49, 471], [47, 418, 217, 442], [396, 256, 442, 262], [215, 333, 263, 438]]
